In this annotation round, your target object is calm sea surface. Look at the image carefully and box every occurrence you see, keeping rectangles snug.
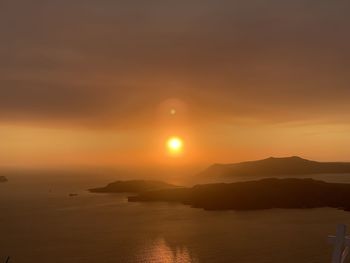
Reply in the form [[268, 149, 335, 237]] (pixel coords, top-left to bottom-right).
[[2, 174, 350, 263]]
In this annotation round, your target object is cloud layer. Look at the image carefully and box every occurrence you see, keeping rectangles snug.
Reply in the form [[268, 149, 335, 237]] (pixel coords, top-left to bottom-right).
[[1, 0, 350, 127]]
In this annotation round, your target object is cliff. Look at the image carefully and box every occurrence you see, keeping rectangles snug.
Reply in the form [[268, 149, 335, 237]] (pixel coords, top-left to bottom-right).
[[129, 178, 350, 211]]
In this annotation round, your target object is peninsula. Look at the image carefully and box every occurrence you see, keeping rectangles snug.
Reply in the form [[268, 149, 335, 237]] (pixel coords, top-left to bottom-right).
[[128, 178, 350, 211], [89, 180, 179, 193], [0, 176, 7, 183]]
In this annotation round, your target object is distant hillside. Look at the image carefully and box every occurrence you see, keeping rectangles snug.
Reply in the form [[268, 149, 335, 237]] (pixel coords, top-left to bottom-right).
[[89, 180, 179, 193], [0, 176, 7, 182], [199, 156, 350, 180], [128, 178, 350, 211]]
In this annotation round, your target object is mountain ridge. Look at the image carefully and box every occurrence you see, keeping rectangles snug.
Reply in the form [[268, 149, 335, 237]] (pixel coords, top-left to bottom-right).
[[199, 156, 350, 180], [128, 178, 350, 211]]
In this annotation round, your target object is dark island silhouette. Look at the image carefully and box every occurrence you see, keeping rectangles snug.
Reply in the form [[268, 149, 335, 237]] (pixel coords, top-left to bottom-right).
[[199, 156, 350, 180], [89, 180, 178, 193], [0, 176, 7, 183], [128, 178, 350, 211]]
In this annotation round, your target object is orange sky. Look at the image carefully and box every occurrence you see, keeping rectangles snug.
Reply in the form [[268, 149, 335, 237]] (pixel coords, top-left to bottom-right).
[[1, 1, 350, 169], [2, 105, 350, 169]]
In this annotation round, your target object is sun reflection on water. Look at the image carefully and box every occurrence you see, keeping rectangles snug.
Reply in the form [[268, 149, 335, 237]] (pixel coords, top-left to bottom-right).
[[135, 238, 197, 263]]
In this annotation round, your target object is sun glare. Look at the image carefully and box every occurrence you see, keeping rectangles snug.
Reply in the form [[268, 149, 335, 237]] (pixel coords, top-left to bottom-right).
[[166, 137, 183, 155]]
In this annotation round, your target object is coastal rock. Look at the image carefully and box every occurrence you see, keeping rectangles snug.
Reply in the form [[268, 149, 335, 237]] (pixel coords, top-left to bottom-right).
[[129, 178, 350, 211], [0, 176, 8, 183]]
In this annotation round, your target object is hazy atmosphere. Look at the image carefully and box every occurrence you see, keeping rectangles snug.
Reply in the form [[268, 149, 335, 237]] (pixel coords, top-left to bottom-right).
[[3, 1, 350, 263], [2, 0, 350, 169]]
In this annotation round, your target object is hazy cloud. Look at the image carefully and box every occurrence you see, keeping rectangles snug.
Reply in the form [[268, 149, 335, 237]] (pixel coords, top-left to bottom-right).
[[1, 0, 350, 127]]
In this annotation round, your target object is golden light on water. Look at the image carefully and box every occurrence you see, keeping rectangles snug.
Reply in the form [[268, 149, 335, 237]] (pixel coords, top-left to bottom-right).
[[136, 238, 196, 263], [166, 137, 183, 155]]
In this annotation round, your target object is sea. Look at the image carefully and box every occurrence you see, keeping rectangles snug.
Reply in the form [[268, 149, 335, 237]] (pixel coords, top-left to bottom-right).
[[1, 172, 350, 263]]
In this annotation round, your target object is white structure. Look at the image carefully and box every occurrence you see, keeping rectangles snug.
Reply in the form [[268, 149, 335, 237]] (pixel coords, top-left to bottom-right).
[[329, 224, 350, 263]]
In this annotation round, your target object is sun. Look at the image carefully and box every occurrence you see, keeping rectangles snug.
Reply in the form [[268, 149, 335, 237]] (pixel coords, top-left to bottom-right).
[[166, 137, 183, 155]]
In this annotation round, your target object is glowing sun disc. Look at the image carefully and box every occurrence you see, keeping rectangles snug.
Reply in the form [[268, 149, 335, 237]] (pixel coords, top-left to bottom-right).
[[166, 137, 183, 155]]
